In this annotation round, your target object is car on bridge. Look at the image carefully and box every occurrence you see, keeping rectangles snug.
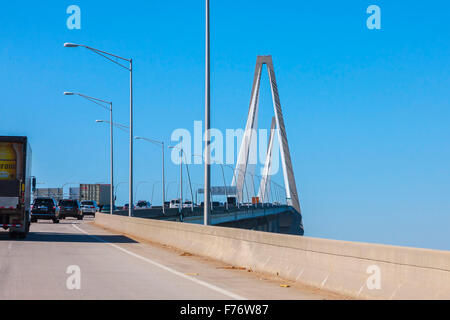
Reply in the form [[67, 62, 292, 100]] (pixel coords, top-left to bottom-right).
[[31, 197, 60, 223], [169, 199, 181, 209], [58, 199, 83, 220], [199, 201, 223, 209], [136, 200, 151, 209], [80, 200, 98, 216], [123, 203, 135, 211], [100, 204, 118, 214], [183, 201, 193, 208]]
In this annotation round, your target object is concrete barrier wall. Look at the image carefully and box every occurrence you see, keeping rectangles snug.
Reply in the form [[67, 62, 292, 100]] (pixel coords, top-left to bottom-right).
[[94, 213, 450, 299]]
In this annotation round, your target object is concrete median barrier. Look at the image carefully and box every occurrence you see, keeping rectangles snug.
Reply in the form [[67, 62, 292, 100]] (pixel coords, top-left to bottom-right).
[[94, 213, 450, 299]]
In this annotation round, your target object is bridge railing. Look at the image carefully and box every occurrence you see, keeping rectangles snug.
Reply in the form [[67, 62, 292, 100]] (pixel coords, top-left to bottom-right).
[[111, 203, 291, 220]]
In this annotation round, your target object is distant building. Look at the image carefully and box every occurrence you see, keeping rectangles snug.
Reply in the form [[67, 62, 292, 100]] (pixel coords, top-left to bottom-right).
[[34, 188, 63, 201], [69, 187, 80, 200]]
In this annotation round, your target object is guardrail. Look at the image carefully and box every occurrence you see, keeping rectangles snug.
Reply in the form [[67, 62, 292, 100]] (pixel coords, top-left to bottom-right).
[[112, 204, 292, 220], [94, 213, 450, 299]]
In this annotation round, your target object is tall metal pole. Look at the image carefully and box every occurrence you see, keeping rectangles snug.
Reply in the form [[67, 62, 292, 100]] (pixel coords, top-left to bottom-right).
[[129, 60, 133, 217], [162, 142, 165, 214], [63, 91, 114, 212], [63, 44, 133, 215], [110, 102, 114, 214], [180, 148, 183, 216], [204, 0, 211, 225]]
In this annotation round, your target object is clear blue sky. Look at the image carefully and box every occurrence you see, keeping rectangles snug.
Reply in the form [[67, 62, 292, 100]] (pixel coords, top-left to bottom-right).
[[1, 1, 449, 250]]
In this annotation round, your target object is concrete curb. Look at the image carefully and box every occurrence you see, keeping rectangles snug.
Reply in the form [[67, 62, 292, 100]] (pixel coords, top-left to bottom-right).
[[94, 213, 450, 299]]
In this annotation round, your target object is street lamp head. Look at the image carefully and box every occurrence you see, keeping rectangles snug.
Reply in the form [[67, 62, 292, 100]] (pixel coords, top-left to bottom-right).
[[64, 42, 80, 48], [134, 136, 142, 140], [63, 92, 74, 96], [95, 120, 105, 123]]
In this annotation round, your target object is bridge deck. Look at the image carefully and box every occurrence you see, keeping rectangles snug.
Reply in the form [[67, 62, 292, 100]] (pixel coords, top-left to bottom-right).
[[0, 218, 337, 300]]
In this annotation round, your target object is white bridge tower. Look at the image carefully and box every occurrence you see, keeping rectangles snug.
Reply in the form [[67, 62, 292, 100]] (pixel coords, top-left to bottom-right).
[[232, 56, 301, 214]]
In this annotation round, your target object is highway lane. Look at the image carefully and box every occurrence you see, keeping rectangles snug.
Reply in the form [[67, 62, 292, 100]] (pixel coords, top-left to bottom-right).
[[0, 218, 342, 300]]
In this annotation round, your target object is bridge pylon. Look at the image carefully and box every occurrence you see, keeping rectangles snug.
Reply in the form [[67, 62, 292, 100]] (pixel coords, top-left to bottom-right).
[[232, 56, 301, 215]]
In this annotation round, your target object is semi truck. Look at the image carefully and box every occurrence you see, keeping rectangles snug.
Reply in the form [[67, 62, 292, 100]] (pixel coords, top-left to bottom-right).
[[0, 136, 33, 239]]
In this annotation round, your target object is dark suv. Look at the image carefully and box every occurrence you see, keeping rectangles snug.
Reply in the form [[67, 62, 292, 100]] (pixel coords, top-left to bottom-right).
[[31, 198, 60, 223], [58, 199, 83, 220]]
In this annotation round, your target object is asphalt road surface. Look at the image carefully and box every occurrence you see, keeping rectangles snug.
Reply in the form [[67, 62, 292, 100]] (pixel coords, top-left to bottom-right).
[[0, 218, 343, 300]]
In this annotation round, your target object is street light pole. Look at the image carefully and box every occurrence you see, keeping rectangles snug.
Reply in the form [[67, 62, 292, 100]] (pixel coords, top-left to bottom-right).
[[135, 137, 166, 214], [162, 142, 165, 213], [204, 0, 211, 225], [180, 148, 183, 216], [169, 144, 195, 216], [110, 102, 114, 213], [129, 59, 133, 217], [64, 92, 114, 214], [168, 146, 183, 216], [64, 42, 133, 217]]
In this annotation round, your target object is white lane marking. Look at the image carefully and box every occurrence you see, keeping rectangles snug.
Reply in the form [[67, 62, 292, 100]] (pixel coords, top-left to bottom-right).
[[72, 224, 246, 300]]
